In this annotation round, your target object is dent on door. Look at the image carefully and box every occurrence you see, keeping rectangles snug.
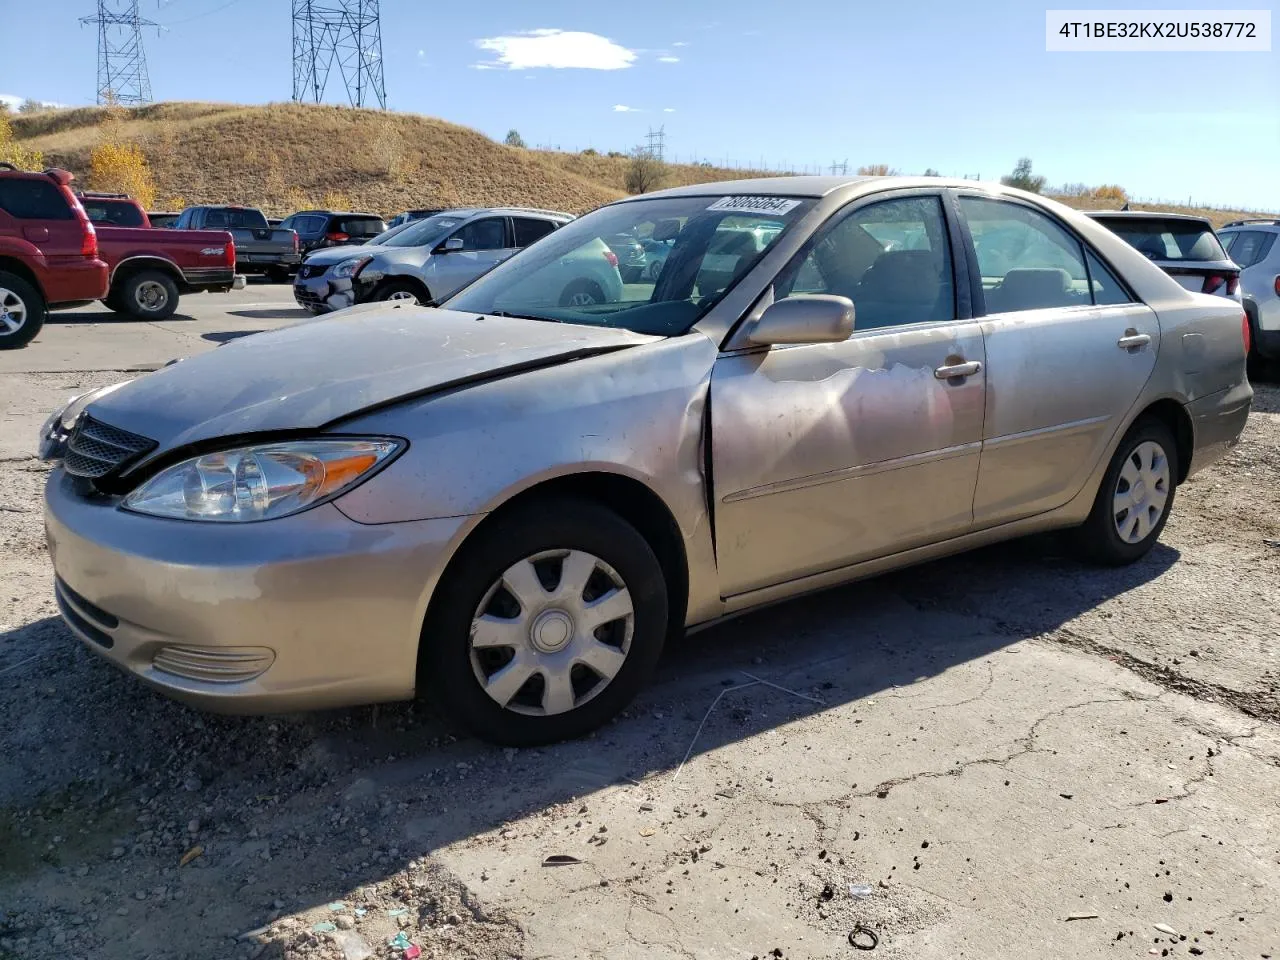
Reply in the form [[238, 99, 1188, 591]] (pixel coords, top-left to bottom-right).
[[710, 323, 987, 596]]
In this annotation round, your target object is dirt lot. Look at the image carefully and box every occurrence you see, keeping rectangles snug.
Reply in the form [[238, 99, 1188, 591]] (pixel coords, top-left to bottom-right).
[[1, 305, 1278, 960]]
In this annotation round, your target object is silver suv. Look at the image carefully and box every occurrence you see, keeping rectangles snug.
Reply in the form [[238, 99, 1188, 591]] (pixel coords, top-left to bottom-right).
[[1218, 218, 1280, 366], [293, 207, 590, 313]]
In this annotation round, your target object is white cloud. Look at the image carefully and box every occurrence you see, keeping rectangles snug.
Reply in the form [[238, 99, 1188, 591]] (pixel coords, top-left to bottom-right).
[[657, 55, 680, 63], [663, 107, 676, 113], [672, 41, 688, 47], [417, 49, 425, 57], [0, 94, 20, 110], [613, 104, 641, 112], [474, 29, 636, 70], [0, 93, 67, 111]]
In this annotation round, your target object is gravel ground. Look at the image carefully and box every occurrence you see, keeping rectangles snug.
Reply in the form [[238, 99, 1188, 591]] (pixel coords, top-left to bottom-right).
[[1, 373, 1277, 960]]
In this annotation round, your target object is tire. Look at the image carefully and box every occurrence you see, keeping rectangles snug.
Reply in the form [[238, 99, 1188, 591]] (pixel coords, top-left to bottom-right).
[[419, 498, 669, 746], [1073, 417, 1178, 566], [646, 258, 664, 281], [117, 270, 180, 321], [558, 279, 605, 308], [0, 271, 47, 350], [377, 280, 424, 304]]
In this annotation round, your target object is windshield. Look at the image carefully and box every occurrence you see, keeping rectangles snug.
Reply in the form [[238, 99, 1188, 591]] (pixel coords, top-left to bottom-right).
[[380, 213, 464, 248], [366, 220, 415, 245], [443, 194, 814, 335], [1095, 216, 1227, 262]]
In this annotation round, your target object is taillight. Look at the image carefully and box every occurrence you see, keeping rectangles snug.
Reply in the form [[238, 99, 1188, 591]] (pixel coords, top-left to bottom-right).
[[292, 232, 299, 252], [1226, 274, 1239, 296], [1274, 275, 1280, 298], [81, 220, 98, 258], [225, 241, 235, 266], [1242, 311, 1251, 356], [326, 231, 350, 242], [1202, 274, 1226, 295], [603, 250, 619, 268]]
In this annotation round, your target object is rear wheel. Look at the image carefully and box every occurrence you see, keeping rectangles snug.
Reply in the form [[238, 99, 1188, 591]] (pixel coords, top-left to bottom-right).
[[117, 270, 179, 321], [1073, 417, 1177, 566], [419, 499, 668, 746], [0, 271, 46, 349], [559, 279, 605, 307]]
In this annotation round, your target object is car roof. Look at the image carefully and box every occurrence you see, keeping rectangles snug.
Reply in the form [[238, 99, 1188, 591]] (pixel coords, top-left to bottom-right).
[[1085, 210, 1214, 226], [294, 209, 383, 217], [1220, 218, 1280, 231]]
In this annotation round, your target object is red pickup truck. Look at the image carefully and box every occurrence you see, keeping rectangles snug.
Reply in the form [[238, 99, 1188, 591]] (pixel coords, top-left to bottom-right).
[[78, 193, 245, 319], [0, 163, 108, 348]]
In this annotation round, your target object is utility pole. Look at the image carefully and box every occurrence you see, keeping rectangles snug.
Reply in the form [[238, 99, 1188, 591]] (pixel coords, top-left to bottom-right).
[[81, 0, 156, 104], [292, 0, 387, 108]]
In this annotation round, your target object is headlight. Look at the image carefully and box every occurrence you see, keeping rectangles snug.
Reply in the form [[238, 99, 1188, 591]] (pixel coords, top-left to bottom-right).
[[331, 257, 372, 280], [38, 380, 134, 462], [122, 438, 402, 522]]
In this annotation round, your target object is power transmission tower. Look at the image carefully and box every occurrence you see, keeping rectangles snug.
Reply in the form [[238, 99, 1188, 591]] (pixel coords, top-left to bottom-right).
[[828, 159, 849, 175], [645, 126, 666, 162], [292, 0, 387, 109], [80, 0, 156, 105]]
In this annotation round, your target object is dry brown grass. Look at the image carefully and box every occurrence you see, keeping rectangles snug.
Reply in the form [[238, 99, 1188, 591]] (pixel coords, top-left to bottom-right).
[[9, 101, 1274, 228]]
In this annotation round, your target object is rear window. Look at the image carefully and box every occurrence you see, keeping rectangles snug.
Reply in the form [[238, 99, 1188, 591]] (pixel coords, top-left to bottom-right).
[[82, 199, 145, 227], [203, 207, 269, 229], [513, 217, 557, 246], [1094, 216, 1226, 262], [1220, 230, 1276, 268], [334, 216, 386, 237], [0, 179, 74, 220]]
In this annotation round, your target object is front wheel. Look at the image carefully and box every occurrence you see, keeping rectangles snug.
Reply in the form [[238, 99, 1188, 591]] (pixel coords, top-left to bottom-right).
[[419, 499, 669, 746], [377, 281, 424, 304], [117, 270, 180, 321], [1073, 417, 1177, 566], [0, 271, 47, 349]]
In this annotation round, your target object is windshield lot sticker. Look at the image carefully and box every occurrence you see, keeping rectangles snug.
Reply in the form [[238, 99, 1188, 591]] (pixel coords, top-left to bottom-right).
[[707, 196, 802, 216]]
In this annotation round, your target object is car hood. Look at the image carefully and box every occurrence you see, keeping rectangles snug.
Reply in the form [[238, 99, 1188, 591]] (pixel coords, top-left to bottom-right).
[[302, 243, 386, 266], [86, 305, 658, 455]]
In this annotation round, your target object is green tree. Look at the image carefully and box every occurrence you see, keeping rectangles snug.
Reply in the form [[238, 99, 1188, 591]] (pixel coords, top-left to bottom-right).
[[1001, 157, 1047, 194], [503, 129, 526, 148]]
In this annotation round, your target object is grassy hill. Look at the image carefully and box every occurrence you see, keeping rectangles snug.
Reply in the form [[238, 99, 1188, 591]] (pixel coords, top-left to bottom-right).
[[10, 101, 1274, 227]]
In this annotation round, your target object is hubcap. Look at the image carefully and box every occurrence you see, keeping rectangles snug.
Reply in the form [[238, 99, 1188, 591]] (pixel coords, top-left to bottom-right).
[[567, 289, 599, 307], [386, 290, 417, 302], [1113, 440, 1170, 544], [469, 549, 634, 717], [135, 280, 169, 312], [0, 287, 28, 334]]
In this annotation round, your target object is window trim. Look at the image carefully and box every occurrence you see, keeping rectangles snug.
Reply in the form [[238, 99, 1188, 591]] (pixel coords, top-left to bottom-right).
[[950, 189, 1141, 314], [730, 187, 971, 348]]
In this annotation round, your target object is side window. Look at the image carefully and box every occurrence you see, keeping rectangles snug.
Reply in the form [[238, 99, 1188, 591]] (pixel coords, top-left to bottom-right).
[[959, 197, 1091, 313], [779, 195, 956, 330], [1084, 249, 1134, 306], [0, 180, 75, 220], [279, 216, 295, 230], [1223, 230, 1275, 268], [453, 218, 507, 251], [513, 217, 557, 248]]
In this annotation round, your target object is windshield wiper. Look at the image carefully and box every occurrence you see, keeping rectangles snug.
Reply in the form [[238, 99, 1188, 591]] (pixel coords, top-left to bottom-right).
[[487, 310, 561, 323]]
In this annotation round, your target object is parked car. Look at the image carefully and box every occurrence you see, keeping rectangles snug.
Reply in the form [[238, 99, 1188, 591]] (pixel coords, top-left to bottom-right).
[[604, 232, 646, 282], [293, 207, 578, 313], [0, 163, 108, 348], [387, 208, 445, 230], [1218, 218, 1280, 367], [1087, 211, 1240, 302], [641, 237, 672, 280], [279, 210, 386, 256], [147, 211, 181, 229], [89, 197, 243, 320], [80, 193, 150, 227], [40, 177, 1251, 746], [173, 205, 299, 281]]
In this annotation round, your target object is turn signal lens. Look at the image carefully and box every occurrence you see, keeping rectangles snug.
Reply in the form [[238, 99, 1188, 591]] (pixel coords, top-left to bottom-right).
[[122, 438, 402, 522]]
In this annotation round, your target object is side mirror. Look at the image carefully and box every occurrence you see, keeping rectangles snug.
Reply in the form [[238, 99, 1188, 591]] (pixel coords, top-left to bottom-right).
[[747, 295, 855, 346], [651, 218, 682, 242], [439, 237, 464, 252]]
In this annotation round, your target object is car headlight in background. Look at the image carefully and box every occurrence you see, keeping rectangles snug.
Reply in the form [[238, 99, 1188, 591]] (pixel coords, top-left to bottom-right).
[[38, 380, 134, 462], [331, 256, 372, 280], [122, 438, 402, 522]]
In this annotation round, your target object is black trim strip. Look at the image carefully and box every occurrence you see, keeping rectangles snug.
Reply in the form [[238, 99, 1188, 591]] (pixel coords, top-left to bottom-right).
[[55, 584, 115, 649]]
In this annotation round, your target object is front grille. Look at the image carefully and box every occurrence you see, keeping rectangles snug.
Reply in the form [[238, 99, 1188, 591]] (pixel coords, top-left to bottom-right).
[[293, 287, 327, 310], [153, 645, 275, 683], [63, 415, 156, 480], [297, 264, 324, 280]]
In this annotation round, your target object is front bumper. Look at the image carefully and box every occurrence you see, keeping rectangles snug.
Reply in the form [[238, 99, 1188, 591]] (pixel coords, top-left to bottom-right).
[[294, 271, 376, 313], [44, 468, 472, 713]]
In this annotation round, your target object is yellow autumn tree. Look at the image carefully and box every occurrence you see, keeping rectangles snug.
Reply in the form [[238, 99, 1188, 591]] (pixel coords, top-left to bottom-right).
[[89, 104, 156, 208], [0, 111, 43, 170]]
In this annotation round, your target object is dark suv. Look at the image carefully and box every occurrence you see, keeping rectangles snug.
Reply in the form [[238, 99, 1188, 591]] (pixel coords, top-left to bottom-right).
[[0, 163, 108, 348], [279, 210, 386, 256]]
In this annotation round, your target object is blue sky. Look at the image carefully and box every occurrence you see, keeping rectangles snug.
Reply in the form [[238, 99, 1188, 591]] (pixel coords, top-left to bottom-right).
[[3, 0, 1278, 209]]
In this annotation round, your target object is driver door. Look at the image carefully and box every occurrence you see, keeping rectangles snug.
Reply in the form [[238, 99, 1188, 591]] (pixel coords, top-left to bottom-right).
[[710, 193, 987, 597], [425, 216, 517, 298]]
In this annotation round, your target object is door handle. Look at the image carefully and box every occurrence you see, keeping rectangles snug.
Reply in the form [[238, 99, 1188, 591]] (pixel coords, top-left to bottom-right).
[[934, 360, 982, 380], [1117, 330, 1152, 351]]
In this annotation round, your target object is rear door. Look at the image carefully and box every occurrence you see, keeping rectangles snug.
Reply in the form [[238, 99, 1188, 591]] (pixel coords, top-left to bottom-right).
[[0, 177, 81, 257], [512, 216, 558, 250], [957, 193, 1159, 526], [424, 216, 514, 298]]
